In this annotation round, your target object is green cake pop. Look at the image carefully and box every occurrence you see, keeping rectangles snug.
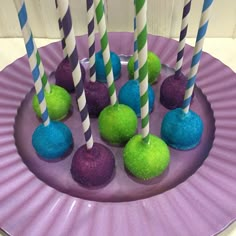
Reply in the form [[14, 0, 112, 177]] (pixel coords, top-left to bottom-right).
[[127, 51, 162, 84], [124, 134, 170, 180], [32, 84, 71, 121], [98, 104, 137, 145]]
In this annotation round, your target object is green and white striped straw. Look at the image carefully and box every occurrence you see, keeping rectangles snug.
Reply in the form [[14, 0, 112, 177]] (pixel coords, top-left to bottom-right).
[[94, 0, 117, 105], [136, 0, 149, 142]]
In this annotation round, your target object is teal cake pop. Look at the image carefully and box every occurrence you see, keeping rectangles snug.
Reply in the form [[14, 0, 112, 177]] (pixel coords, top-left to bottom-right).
[[32, 121, 73, 160], [161, 108, 204, 150], [118, 80, 155, 117], [95, 51, 121, 83]]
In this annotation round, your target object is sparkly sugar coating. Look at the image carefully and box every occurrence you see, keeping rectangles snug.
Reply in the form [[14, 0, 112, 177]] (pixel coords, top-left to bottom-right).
[[123, 134, 170, 180], [32, 121, 73, 160], [95, 51, 121, 83], [55, 58, 86, 92], [32, 84, 71, 121], [98, 104, 138, 145], [127, 51, 162, 84], [70, 142, 115, 187], [118, 80, 155, 117], [160, 73, 192, 110], [161, 108, 204, 150], [83, 81, 110, 117]]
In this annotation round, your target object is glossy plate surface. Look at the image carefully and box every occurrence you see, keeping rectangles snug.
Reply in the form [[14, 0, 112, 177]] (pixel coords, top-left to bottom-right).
[[0, 33, 236, 235]]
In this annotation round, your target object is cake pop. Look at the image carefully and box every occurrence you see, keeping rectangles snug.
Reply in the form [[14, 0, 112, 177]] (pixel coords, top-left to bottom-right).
[[161, 108, 203, 150], [84, 81, 110, 117], [127, 51, 162, 84], [55, 58, 86, 92], [118, 80, 155, 117], [32, 121, 73, 160], [32, 84, 71, 121], [124, 134, 170, 180], [160, 73, 194, 109], [98, 104, 138, 145], [95, 50, 121, 83], [71, 142, 115, 187]]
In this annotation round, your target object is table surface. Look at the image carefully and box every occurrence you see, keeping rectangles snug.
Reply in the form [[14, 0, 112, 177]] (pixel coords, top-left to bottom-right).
[[0, 37, 235, 236]]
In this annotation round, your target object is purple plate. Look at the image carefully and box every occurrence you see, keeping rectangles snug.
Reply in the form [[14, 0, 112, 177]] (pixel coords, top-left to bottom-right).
[[0, 33, 236, 236]]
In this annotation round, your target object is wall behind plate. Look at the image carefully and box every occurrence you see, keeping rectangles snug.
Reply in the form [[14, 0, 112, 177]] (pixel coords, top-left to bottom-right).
[[0, 0, 235, 38]]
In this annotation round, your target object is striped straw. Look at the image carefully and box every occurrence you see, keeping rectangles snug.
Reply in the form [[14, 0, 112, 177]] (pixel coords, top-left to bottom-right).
[[135, 0, 149, 143], [174, 0, 192, 78], [57, 0, 94, 150], [14, 0, 51, 93], [86, 0, 96, 82], [133, 0, 139, 81], [182, 0, 214, 113], [36, 50, 51, 92], [94, 0, 117, 105], [55, 0, 67, 59], [14, 0, 50, 126]]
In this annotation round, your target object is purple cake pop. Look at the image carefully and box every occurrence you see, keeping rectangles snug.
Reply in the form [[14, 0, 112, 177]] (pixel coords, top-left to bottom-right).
[[55, 58, 86, 92], [160, 73, 193, 110], [70, 142, 115, 188], [84, 81, 110, 117]]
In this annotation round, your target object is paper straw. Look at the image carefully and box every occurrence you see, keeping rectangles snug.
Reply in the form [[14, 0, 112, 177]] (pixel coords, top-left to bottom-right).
[[94, 0, 117, 105], [14, 0, 50, 126], [135, 0, 149, 143], [182, 0, 214, 113], [57, 0, 94, 149], [35, 50, 51, 92], [55, 0, 67, 59], [14, 0, 51, 93], [86, 0, 96, 82], [174, 0, 192, 78], [133, 0, 139, 81]]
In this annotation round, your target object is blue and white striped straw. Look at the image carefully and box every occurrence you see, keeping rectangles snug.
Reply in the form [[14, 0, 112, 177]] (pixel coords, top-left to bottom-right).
[[182, 0, 214, 113], [14, 0, 50, 126]]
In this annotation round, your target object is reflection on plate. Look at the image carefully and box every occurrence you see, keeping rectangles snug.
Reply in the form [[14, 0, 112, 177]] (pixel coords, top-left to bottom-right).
[[14, 63, 215, 202], [0, 33, 236, 236]]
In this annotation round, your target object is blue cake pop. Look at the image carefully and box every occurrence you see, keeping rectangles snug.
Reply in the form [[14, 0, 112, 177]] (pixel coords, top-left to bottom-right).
[[118, 80, 155, 117], [32, 121, 73, 160], [161, 108, 203, 150], [95, 50, 121, 83]]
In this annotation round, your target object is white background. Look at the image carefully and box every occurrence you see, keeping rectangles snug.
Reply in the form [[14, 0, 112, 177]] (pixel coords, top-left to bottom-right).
[[0, 0, 235, 38]]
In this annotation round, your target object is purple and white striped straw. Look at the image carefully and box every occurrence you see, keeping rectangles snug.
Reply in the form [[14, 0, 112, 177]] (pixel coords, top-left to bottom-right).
[[86, 0, 96, 82], [57, 0, 94, 149], [175, 0, 192, 79], [55, 0, 67, 59], [133, 0, 139, 81], [182, 0, 214, 113]]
